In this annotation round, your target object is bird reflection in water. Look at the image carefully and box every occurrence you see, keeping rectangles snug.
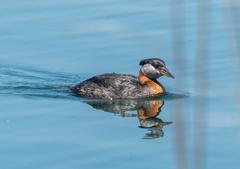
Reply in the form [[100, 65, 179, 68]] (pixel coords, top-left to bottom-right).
[[138, 99, 172, 139], [84, 98, 172, 139]]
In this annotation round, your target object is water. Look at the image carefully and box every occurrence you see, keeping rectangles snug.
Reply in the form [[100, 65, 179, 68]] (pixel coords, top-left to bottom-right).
[[0, 0, 240, 169]]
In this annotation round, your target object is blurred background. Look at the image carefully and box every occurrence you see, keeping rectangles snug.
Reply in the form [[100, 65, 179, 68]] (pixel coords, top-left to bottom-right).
[[0, 0, 239, 169]]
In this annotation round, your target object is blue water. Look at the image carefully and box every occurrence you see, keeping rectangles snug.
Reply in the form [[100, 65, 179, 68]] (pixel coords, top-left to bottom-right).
[[1, 0, 240, 169]]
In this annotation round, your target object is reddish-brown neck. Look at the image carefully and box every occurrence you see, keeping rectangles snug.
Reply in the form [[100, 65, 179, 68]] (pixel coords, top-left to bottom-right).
[[138, 70, 165, 95]]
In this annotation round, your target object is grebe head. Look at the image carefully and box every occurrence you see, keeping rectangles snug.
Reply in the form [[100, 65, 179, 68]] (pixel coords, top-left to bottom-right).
[[139, 58, 174, 79]]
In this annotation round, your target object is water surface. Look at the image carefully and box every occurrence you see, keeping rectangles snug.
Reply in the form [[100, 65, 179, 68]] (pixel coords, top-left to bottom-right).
[[0, 0, 240, 169]]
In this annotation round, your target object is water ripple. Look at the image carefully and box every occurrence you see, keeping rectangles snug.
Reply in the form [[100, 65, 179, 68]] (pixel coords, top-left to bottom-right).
[[0, 65, 81, 100]]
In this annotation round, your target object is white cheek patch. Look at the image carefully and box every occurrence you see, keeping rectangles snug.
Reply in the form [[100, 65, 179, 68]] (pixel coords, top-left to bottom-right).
[[141, 64, 161, 79]]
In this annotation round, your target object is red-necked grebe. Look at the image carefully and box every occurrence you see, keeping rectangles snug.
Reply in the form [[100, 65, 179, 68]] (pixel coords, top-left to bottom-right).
[[71, 58, 174, 99]]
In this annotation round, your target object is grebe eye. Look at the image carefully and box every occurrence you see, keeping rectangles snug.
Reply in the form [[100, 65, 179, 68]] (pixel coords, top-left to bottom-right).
[[152, 63, 161, 69], [153, 64, 163, 70]]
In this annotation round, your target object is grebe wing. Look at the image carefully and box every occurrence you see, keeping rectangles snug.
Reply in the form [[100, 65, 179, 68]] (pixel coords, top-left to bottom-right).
[[84, 73, 138, 88], [71, 73, 141, 99]]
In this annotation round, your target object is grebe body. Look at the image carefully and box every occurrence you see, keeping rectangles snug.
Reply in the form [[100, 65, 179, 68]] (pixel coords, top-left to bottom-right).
[[71, 58, 174, 99]]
